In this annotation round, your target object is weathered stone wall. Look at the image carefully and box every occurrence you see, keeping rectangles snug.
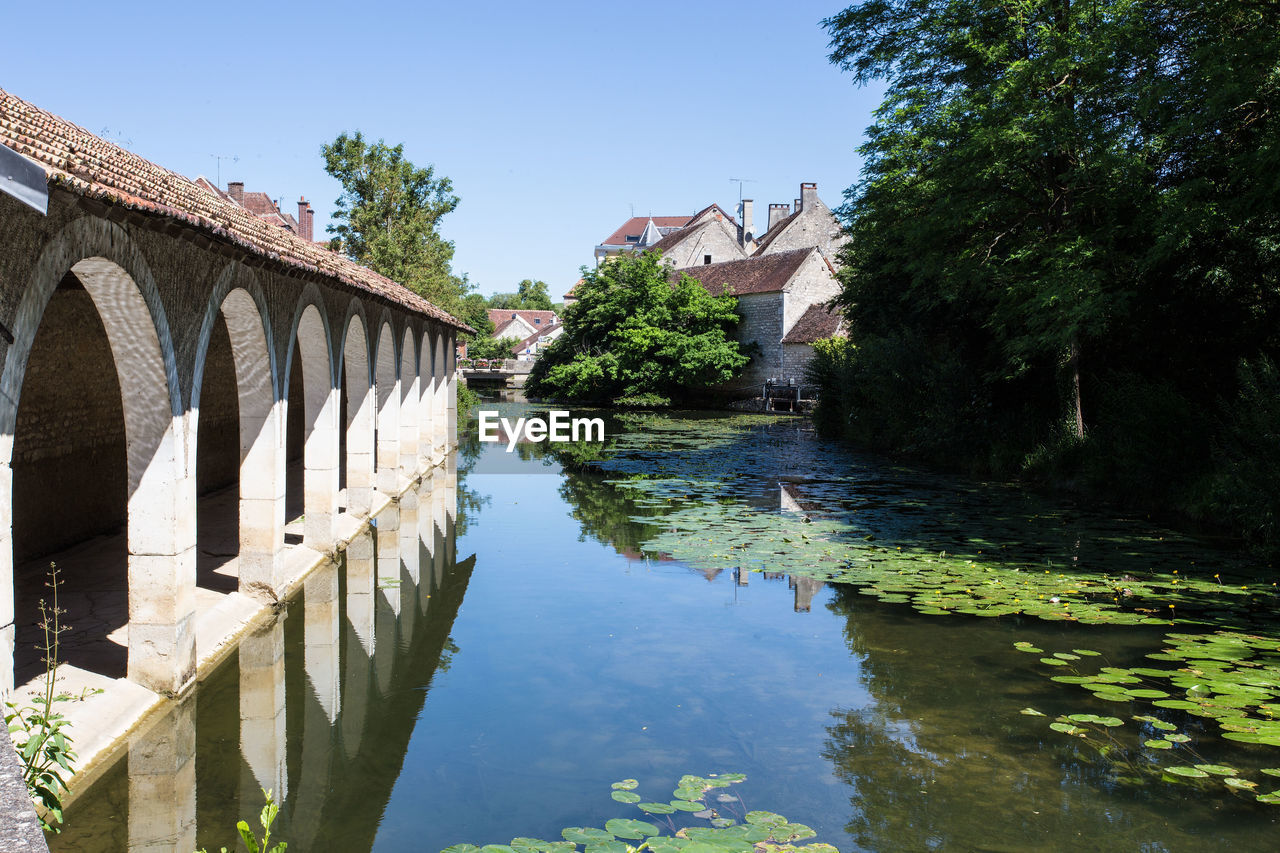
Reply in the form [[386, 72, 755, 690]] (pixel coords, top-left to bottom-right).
[[665, 220, 747, 269], [781, 252, 841, 335], [724, 292, 784, 394], [757, 197, 848, 265], [781, 342, 817, 386], [11, 276, 127, 559]]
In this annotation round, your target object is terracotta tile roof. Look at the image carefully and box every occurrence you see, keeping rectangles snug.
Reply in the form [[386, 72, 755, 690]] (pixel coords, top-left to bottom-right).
[[751, 209, 801, 254], [512, 322, 562, 354], [240, 190, 279, 216], [486, 309, 558, 330], [563, 278, 583, 299], [0, 89, 470, 330], [599, 215, 691, 247], [783, 303, 845, 343], [673, 248, 812, 296]]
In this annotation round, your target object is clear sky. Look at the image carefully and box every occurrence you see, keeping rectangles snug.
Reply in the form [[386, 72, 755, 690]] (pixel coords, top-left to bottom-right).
[[1, 1, 882, 300]]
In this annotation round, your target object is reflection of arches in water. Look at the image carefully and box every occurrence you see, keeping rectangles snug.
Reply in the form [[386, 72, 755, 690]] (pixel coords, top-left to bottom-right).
[[342, 527, 375, 760], [239, 619, 287, 802], [4, 233, 191, 693]]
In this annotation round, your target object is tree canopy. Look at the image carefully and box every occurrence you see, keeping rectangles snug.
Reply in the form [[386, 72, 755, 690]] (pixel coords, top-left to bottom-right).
[[322, 131, 478, 322], [816, 1, 1280, 545], [526, 252, 751, 406], [489, 279, 554, 311]]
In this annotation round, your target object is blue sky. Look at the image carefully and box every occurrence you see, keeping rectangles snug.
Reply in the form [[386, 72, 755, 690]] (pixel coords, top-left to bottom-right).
[[1, 1, 882, 300]]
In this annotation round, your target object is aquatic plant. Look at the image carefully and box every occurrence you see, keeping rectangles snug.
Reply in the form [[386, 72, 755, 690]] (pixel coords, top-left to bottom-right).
[[440, 773, 837, 853], [3, 564, 78, 832], [195, 787, 287, 853]]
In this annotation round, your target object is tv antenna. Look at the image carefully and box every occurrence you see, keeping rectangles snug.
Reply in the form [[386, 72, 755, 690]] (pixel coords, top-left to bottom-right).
[[210, 154, 239, 187], [729, 177, 756, 205]]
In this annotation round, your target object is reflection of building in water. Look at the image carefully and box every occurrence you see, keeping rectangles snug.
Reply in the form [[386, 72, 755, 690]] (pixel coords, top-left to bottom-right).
[[792, 576, 824, 613], [51, 468, 473, 852]]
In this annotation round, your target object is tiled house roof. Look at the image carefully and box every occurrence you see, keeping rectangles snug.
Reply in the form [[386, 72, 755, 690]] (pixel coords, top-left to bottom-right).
[[782, 303, 844, 343], [673, 248, 812, 296], [647, 221, 711, 256], [511, 322, 562, 355], [486, 309, 558, 330], [599, 215, 691, 247], [0, 89, 470, 330]]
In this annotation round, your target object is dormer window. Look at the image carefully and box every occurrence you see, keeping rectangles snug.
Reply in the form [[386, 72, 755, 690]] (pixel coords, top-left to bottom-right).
[[625, 235, 640, 243]]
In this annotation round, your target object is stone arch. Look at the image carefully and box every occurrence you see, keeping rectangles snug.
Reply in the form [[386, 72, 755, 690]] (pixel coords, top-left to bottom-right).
[[191, 266, 282, 591], [0, 218, 193, 694], [399, 325, 420, 480], [373, 316, 400, 494], [284, 289, 339, 549], [433, 329, 447, 456], [340, 300, 375, 517]]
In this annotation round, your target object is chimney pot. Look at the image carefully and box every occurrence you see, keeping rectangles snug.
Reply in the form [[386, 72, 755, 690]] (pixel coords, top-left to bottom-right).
[[768, 203, 791, 233], [800, 182, 818, 213]]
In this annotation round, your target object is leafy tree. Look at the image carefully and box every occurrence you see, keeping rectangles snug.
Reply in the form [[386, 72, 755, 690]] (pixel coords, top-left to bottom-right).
[[465, 336, 521, 361], [322, 131, 477, 319], [489, 279, 554, 311], [817, 1, 1280, 540], [526, 252, 750, 406]]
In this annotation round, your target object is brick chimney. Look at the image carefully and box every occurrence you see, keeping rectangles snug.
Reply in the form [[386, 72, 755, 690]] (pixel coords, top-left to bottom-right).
[[298, 197, 314, 241], [306, 204, 314, 242], [800, 182, 818, 212], [740, 199, 754, 245], [227, 181, 244, 205], [768, 203, 791, 232]]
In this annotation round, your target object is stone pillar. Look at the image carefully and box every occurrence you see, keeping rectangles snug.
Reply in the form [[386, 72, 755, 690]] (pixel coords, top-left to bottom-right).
[[128, 412, 197, 695], [345, 377, 376, 518], [376, 377, 400, 496], [399, 346, 419, 482], [433, 336, 447, 462], [447, 332, 458, 449], [239, 618, 287, 802], [237, 399, 286, 592], [128, 694, 196, 852], [304, 385, 340, 551], [417, 331, 434, 473]]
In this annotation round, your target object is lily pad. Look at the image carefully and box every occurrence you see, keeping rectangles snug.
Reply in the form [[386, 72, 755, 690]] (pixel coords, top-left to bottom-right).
[[603, 819, 658, 840]]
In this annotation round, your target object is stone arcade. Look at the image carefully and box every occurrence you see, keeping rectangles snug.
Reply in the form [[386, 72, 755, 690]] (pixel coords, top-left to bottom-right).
[[0, 88, 466, 768]]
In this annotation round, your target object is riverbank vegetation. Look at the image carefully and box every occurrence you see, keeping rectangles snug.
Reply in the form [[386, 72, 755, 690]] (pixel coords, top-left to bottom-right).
[[810, 2, 1280, 552], [526, 252, 751, 407]]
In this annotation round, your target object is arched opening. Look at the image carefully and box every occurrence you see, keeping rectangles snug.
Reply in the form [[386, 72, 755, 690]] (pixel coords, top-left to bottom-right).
[[194, 286, 279, 595], [283, 303, 337, 551], [374, 323, 399, 495], [12, 269, 129, 681], [417, 329, 433, 471], [399, 327, 419, 481], [433, 332, 447, 459], [7, 254, 192, 693], [342, 313, 374, 517]]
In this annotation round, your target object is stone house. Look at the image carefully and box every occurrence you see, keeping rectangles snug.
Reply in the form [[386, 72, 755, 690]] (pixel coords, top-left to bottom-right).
[[512, 322, 564, 360], [674, 247, 841, 395], [751, 182, 847, 266], [646, 204, 748, 268], [486, 308, 559, 341]]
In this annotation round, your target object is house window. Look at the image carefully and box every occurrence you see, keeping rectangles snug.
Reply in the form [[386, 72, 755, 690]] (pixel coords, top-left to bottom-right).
[[704, 255, 712, 265], [626, 235, 640, 243], [535, 318, 541, 325], [511, 313, 517, 319]]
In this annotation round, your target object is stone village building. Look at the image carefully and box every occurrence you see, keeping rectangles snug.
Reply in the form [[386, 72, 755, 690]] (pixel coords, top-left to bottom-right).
[[591, 183, 848, 396], [0, 87, 468, 779]]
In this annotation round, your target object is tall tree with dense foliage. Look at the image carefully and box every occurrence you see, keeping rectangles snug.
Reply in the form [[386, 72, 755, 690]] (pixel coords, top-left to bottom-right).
[[322, 131, 478, 319], [526, 252, 750, 406], [816, 1, 1280, 543], [489, 279, 554, 311]]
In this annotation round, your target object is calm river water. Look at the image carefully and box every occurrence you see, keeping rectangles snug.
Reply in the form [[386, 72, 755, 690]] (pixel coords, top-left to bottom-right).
[[51, 407, 1280, 851]]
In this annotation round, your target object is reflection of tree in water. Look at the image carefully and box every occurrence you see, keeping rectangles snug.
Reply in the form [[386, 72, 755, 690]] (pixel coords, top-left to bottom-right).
[[819, 585, 1260, 851], [557, 470, 658, 558]]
